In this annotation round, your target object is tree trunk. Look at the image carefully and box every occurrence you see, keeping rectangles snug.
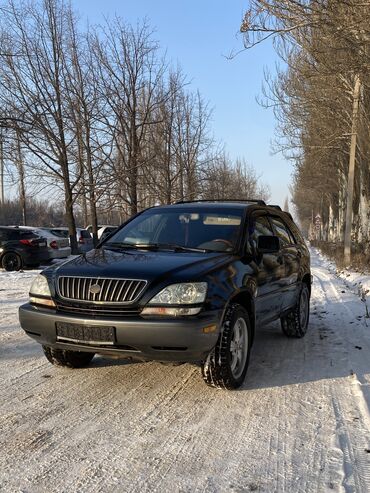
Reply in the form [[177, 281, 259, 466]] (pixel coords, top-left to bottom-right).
[[344, 74, 361, 265], [0, 133, 4, 204], [64, 181, 78, 254], [16, 130, 27, 225], [87, 156, 99, 246]]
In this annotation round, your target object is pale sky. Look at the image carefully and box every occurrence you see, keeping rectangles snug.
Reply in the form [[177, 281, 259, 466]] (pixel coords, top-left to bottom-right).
[[73, 0, 292, 206]]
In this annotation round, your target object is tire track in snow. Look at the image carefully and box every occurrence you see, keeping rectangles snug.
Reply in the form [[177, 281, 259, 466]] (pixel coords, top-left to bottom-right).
[[312, 258, 370, 493], [1, 251, 370, 492]]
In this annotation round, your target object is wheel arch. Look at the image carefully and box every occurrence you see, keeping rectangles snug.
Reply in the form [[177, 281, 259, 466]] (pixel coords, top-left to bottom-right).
[[301, 273, 312, 296], [224, 290, 256, 344]]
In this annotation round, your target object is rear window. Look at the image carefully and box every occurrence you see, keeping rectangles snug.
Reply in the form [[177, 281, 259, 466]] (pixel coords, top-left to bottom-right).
[[19, 229, 39, 239], [0, 228, 39, 241], [50, 229, 69, 238], [80, 230, 91, 239]]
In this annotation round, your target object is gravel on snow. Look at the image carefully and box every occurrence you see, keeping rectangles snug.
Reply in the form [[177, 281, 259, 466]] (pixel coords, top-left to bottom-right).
[[0, 249, 370, 493]]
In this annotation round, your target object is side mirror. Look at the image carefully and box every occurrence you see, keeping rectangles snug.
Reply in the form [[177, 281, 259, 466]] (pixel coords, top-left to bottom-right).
[[257, 235, 280, 253]]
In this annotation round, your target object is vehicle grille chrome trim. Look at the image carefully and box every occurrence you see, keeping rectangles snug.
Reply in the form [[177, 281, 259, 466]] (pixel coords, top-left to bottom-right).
[[57, 276, 147, 304]]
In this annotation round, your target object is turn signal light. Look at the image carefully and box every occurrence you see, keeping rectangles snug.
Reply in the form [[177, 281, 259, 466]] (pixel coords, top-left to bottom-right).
[[30, 296, 56, 308], [202, 324, 217, 334]]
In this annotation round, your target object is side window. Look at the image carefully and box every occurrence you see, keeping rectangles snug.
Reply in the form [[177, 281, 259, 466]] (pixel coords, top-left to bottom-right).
[[270, 217, 294, 247], [288, 221, 305, 244], [7, 230, 19, 240], [249, 215, 274, 250]]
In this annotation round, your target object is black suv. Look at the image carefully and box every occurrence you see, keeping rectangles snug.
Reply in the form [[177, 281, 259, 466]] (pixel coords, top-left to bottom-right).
[[19, 201, 311, 389], [0, 226, 49, 271]]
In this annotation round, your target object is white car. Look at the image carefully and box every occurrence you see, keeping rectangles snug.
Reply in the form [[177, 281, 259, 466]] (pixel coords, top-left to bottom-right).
[[31, 228, 71, 259], [86, 224, 118, 240], [43, 227, 94, 254]]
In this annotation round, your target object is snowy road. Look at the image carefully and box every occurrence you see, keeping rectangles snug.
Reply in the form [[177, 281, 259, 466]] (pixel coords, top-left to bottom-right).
[[1, 250, 370, 493]]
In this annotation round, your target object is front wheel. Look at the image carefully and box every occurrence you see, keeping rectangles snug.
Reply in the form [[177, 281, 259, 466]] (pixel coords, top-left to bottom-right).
[[42, 346, 95, 368], [202, 304, 251, 389], [281, 283, 310, 338]]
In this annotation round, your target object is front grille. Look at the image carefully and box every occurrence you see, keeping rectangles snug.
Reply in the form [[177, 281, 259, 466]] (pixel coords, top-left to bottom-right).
[[57, 277, 146, 304], [56, 301, 141, 317]]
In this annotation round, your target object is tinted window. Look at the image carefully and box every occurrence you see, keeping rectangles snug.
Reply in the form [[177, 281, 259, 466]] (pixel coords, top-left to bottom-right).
[[288, 221, 305, 244], [270, 217, 294, 246], [50, 229, 69, 238], [19, 229, 38, 239], [249, 215, 274, 250], [4, 229, 19, 240], [80, 230, 91, 239]]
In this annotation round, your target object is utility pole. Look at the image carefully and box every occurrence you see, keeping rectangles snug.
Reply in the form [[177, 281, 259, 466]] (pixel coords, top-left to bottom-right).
[[344, 74, 361, 266]]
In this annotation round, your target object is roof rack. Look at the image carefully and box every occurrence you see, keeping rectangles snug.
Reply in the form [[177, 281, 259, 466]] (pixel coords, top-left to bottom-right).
[[174, 199, 266, 205]]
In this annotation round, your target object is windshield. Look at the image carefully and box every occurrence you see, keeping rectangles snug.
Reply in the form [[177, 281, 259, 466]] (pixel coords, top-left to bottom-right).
[[104, 208, 243, 253]]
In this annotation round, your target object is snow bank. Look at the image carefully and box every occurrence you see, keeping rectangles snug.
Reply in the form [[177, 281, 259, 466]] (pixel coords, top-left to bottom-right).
[[313, 247, 370, 316]]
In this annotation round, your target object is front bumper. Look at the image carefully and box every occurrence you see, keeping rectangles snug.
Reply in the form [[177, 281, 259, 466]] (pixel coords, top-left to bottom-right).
[[19, 303, 221, 362]]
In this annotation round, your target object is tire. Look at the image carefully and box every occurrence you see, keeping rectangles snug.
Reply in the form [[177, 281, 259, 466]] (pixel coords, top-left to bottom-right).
[[42, 346, 95, 368], [202, 303, 251, 389], [281, 283, 310, 338], [1, 252, 22, 271]]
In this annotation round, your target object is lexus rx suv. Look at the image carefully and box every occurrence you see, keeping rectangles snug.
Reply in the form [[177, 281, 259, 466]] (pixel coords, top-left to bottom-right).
[[19, 200, 311, 389]]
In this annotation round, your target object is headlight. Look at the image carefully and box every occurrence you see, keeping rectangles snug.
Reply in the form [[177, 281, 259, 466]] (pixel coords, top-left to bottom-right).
[[29, 274, 55, 307], [147, 282, 207, 305]]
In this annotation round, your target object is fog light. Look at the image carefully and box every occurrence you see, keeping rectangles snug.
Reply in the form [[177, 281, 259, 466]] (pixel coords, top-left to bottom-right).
[[202, 324, 217, 334]]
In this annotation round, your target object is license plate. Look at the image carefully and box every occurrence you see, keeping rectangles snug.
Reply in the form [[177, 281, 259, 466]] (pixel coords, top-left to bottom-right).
[[39, 241, 46, 247], [56, 322, 116, 345]]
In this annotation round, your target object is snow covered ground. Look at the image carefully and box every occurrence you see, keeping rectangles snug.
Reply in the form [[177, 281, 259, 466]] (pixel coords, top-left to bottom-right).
[[0, 249, 370, 493]]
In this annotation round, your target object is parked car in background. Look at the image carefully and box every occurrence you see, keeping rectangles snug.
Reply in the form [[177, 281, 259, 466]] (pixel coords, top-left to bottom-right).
[[29, 228, 71, 260], [86, 224, 118, 240], [98, 225, 118, 242], [0, 226, 49, 271], [42, 227, 93, 254]]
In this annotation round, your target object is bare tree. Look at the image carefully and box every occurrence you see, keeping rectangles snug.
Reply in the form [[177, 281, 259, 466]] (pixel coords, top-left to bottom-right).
[[0, 0, 81, 252]]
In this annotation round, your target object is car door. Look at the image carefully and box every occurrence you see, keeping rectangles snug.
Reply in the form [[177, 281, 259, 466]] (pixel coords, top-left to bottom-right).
[[270, 216, 300, 312], [249, 213, 286, 325]]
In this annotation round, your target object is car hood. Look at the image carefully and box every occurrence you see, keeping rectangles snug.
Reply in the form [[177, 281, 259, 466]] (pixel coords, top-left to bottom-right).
[[50, 247, 233, 282]]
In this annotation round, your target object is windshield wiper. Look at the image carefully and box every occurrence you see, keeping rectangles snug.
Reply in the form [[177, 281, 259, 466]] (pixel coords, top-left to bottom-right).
[[103, 242, 139, 250], [135, 243, 209, 253], [105, 242, 208, 253], [104, 241, 209, 253]]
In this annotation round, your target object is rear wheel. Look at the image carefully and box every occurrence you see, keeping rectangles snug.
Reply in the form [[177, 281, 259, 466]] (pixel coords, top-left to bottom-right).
[[1, 252, 22, 271], [42, 346, 95, 368], [202, 304, 251, 389], [281, 283, 310, 338]]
